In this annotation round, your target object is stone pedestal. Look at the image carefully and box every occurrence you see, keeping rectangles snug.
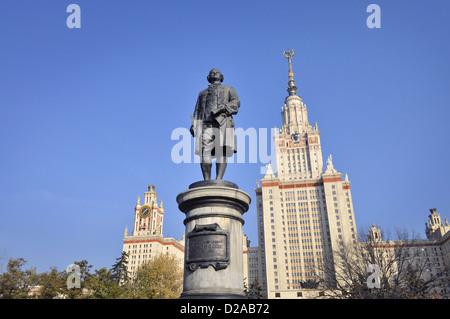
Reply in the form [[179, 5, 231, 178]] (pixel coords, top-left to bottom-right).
[[176, 180, 251, 299]]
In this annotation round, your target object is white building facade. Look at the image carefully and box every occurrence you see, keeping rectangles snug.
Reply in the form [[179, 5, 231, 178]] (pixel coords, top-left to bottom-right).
[[366, 209, 450, 297]]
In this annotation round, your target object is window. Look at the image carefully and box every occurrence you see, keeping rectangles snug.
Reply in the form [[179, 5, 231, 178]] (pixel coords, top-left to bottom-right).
[[275, 293, 281, 298]]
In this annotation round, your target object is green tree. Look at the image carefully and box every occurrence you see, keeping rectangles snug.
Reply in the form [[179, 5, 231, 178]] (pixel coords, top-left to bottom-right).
[[0, 258, 34, 299], [122, 254, 183, 299], [85, 267, 122, 299], [111, 251, 130, 285], [245, 278, 264, 299], [36, 267, 66, 299]]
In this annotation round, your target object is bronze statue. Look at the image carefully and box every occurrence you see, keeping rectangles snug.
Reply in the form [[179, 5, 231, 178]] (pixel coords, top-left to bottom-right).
[[190, 68, 240, 180]]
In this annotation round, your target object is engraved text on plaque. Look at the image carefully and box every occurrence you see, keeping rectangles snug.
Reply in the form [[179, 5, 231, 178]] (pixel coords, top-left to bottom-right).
[[186, 223, 230, 271]]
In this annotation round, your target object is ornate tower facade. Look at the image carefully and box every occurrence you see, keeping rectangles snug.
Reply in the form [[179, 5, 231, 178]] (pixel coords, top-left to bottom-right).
[[253, 51, 358, 298], [426, 208, 450, 240], [133, 185, 164, 236], [123, 185, 184, 278]]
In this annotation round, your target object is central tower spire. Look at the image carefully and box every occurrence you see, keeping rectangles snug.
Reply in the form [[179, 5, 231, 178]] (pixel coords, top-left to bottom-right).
[[281, 49, 308, 135], [283, 49, 298, 96]]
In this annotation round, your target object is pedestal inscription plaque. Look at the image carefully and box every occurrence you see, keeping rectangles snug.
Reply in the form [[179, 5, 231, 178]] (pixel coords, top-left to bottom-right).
[[186, 223, 229, 271]]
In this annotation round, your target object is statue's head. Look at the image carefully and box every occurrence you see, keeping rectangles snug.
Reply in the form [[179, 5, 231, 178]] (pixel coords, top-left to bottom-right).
[[207, 68, 224, 83]]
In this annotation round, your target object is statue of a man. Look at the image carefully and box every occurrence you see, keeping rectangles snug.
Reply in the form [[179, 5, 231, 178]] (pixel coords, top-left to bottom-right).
[[190, 68, 240, 180]]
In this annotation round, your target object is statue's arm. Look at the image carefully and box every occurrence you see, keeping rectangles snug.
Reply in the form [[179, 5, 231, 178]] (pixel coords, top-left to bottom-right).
[[190, 95, 201, 137], [193, 94, 201, 118], [224, 87, 240, 116]]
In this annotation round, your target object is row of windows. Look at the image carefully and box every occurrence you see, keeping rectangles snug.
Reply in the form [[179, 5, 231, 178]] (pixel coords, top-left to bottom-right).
[[126, 245, 171, 256], [128, 244, 154, 249], [284, 161, 316, 168], [274, 291, 326, 298], [268, 189, 322, 199], [127, 252, 172, 266], [282, 200, 322, 207]]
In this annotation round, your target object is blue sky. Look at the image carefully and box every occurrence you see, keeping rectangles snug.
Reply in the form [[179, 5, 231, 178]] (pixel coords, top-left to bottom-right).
[[0, 0, 449, 273]]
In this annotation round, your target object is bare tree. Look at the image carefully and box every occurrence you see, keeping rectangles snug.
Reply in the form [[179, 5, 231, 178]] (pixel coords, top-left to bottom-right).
[[316, 226, 449, 299]]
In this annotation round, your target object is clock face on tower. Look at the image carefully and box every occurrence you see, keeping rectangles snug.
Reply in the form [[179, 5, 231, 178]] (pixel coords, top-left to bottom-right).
[[139, 205, 151, 218], [291, 132, 300, 143]]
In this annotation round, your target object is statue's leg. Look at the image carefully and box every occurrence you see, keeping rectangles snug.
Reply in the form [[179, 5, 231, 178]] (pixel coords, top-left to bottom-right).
[[214, 127, 229, 180], [216, 157, 227, 180], [201, 162, 212, 180], [201, 127, 214, 180]]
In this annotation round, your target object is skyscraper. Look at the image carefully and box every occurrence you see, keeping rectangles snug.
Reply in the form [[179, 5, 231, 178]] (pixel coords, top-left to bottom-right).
[[252, 50, 358, 298]]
